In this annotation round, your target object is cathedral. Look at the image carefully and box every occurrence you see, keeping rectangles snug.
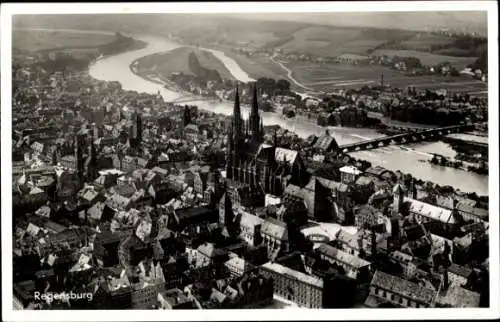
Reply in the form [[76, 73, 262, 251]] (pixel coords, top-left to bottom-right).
[[225, 83, 307, 197]]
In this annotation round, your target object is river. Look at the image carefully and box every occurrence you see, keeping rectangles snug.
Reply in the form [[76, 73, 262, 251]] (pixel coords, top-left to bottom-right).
[[24, 29, 486, 195]]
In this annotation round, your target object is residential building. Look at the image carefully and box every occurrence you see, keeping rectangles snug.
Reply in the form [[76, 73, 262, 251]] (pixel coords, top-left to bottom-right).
[[365, 270, 437, 308], [316, 244, 371, 281], [260, 262, 324, 308]]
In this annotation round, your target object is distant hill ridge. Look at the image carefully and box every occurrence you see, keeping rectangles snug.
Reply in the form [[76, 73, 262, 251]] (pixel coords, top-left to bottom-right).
[[13, 11, 487, 37]]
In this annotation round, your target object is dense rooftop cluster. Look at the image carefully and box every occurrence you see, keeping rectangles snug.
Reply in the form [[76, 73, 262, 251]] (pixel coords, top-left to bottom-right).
[[12, 51, 489, 310]]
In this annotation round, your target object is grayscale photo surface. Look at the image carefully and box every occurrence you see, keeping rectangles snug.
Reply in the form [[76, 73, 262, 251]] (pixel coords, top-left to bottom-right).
[[6, 6, 492, 313]]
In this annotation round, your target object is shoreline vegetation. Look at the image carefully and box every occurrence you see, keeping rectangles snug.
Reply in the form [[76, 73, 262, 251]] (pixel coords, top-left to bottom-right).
[[13, 32, 147, 75]]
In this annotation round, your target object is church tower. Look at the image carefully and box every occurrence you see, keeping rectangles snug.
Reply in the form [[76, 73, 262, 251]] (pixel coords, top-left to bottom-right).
[[232, 86, 243, 151], [87, 127, 98, 181], [129, 111, 143, 154], [392, 183, 405, 213], [219, 192, 234, 227], [135, 111, 143, 145], [249, 83, 262, 142], [75, 134, 85, 187]]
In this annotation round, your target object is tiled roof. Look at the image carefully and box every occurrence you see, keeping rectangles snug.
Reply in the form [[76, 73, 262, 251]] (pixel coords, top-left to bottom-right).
[[239, 211, 264, 229], [261, 218, 288, 241], [275, 147, 298, 164], [317, 244, 370, 269], [106, 193, 131, 210], [448, 263, 473, 278], [435, 195, 455, 210], [313, 135, 337, 151], [405, 197, 455, 224], [336, 229, 360, 250], [284, 184, 303, 198], [261, 262, 323, 288], [87, 202, 106, 220], [370, 270, 435, 304], [439, 285, 480, 308], [389, 250, 413, 264], [197, 242, 227, 258], [29, 187, 45, 195], [365, 166, 390, 177], [355, 176, 374, 186]]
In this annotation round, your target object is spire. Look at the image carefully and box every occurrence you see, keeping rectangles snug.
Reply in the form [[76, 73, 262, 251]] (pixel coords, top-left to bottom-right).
[[232, 85, 243, 140], [251, 82, 259, 118], [249, 82, 262, 142]]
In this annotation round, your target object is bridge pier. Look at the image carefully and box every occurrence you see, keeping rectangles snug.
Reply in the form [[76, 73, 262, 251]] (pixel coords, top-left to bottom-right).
[[338, 124, 470, 153]]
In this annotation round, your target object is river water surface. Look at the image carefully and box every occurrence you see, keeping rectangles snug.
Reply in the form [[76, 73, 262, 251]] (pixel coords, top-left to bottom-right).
[[24, 29, 486, 195]]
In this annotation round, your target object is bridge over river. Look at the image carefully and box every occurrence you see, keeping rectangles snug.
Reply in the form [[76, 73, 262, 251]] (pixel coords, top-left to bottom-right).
[[339, 124, 474, 153]]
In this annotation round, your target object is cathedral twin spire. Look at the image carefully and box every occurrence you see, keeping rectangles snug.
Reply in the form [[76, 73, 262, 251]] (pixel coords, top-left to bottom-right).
[[231, 82, 262, 145]]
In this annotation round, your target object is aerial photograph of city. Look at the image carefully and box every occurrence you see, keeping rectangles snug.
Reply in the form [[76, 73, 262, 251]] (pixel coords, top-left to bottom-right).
[[2, 1, 497, 319]]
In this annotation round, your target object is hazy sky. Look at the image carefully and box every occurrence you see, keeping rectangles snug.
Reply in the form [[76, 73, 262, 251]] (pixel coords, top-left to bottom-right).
[[225, 11, 488, 35], [13, 11, 488, 36]]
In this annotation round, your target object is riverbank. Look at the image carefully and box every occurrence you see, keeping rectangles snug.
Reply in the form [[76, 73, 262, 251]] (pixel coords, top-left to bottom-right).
[[88, 32, 488, 195]]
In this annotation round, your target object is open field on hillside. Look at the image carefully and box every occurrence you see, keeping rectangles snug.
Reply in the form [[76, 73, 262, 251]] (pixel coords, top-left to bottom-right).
[[282, 61, 487, 94], [399, 33, 456, 52], [192, 43, 288, 80], [13, 29, 115, 52], [371, 49, 477, 69], [135, 46, 236, 80], [175, 18, 309, 49], [224, 52, 288, 80], [276, 26, 416, 57]]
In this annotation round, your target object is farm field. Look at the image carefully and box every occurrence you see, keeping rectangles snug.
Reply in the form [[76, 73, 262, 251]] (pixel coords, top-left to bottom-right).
[[281, 61, 487, 94], [276, 25, 416, 57], [12, 29, 115, 52], [371, 49, 477, 69], [135, 46, 237, 80], [203, 44, 288, 80], [399, 33, 455, 52]]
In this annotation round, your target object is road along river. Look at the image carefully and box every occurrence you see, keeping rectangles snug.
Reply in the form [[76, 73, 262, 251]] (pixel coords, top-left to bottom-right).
[[24, 29, 485, 195]]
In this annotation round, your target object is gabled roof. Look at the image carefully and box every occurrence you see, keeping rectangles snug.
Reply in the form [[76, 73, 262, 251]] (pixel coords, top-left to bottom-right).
[[370, 270, 435, 304], [335, 229, 360, 250], [317, 244, 371, 269], [355, 176, 374, 186], [393, 183, 405, 194], [405, 197, 455, 224], [88, 201, 107, 220], [313, 134, 338, 151], [261, 262, 323, 288], [197, 242, 227, 258]]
